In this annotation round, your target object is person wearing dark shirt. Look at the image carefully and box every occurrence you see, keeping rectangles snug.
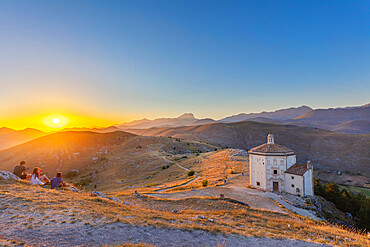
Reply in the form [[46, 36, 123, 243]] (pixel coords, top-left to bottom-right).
[[13, 161, 28, 179], [51, 172, 66, 189]]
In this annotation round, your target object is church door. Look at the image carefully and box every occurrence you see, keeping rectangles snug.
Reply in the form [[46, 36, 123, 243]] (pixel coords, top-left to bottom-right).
[[273, 182, 279, 192]]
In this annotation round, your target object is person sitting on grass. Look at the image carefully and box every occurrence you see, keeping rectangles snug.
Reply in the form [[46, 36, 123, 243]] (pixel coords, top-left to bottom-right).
[[30, 167, 50, 186], [50, 172, 66, 189], [13, 161, 30, 180]]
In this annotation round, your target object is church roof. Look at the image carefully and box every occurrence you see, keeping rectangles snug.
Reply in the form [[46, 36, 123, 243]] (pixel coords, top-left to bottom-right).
[[249, 143, 294, 155], [284, 163, 309, 176]]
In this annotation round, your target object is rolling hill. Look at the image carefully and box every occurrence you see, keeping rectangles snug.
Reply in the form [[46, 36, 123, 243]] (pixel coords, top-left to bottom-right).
[[0, 131, 136, 175], [0, 127, 46, 150], [0, 130, 221, 191], [125, 121, 370, 174]]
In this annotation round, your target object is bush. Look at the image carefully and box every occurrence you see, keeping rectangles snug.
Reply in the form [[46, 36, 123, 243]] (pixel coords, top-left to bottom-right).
[[187, 170, 195, 176], [75, 178, 91, 187], [202, 179, 208, 187], [230, 170, 235, 174], [65, 170, 79, 178]]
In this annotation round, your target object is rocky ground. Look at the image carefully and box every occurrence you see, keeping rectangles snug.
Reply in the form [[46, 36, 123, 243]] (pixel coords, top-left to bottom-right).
[[0, 173, 368, 247], [0, 222, 328, 247]]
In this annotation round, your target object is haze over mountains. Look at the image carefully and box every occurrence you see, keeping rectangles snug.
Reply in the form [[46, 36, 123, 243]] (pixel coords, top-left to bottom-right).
[[0, 127, 46, 150], [126, 121, 370, 174], [118, 113, 216, 129], [0, 131, 135, 175], [220, 105, 313, 122], [117, 103, 370, 134]]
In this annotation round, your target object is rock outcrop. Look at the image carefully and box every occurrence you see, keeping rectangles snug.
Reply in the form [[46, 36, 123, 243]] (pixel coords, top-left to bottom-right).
[[0, 171, 20, 180]]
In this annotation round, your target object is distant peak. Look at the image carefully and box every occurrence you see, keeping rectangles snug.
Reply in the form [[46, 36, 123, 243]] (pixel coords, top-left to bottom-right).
[[299, 105, 312, 109], [177, 113, 195, 119]]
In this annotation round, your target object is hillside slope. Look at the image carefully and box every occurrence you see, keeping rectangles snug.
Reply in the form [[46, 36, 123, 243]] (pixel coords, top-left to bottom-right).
[[220, 105, 313, 122], [126, 121, 370, 173], [290, 104, 370, 133], [0, 131, 135, 175], [0, 179, 368, 246], [0, 127, 46, 150]]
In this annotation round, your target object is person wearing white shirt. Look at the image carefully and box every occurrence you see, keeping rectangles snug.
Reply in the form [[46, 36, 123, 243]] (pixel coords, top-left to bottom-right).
[[30, 167, 50, 186]]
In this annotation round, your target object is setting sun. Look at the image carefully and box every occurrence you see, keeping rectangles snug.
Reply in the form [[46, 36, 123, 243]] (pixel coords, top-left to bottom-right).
[[52, 118, 61, 124], [42, 115, 69, 129]]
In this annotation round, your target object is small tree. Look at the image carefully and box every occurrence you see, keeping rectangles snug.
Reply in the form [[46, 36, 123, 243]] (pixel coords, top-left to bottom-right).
[[202, 179, 208, 187], [187, 170, 195, 176]]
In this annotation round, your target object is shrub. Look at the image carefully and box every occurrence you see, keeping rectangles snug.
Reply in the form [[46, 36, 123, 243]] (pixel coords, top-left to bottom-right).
[[230, 170, 235, 174], [187, 170, 195, 176], [202, 179, 208, 187], [75, 178, 91, 187], [65, 170, 79, 178]]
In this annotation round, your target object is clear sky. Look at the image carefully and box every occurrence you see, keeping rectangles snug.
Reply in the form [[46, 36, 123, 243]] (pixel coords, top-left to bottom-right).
[[0, 0, 369, 131]]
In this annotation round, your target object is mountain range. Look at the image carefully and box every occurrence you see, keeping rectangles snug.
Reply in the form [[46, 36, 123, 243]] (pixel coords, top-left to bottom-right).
[[0, 103, 368, 151], [117, 103, 370, 134], [126, 121, 370, 173], [118, 113, 216, 129], [0, 127, 46, 150]]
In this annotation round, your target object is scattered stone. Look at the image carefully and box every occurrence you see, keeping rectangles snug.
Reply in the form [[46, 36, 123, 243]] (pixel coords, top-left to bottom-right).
[[122, 201, 134, 207], [91, 191, 106, 198], [197, 215, 205, 219], [67, 187, 81, 193], [346, 212, 353, 220], [134, 191, 142, 198], [220, 194, 224, 199], [109, 196, 122, 204], [208, 218, 214, 222], [0, 171, 20, 180], [172, 210, 179, 214]]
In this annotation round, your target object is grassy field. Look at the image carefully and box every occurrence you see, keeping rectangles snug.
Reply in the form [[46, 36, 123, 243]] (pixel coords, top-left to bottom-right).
[[1, 179, 369, 246], [338, 185, 370, 197]]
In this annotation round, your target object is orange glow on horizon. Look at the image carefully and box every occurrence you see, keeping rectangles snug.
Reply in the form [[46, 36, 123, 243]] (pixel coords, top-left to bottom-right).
[[43, 115, 69, 129], [0, 113, 122, 132]]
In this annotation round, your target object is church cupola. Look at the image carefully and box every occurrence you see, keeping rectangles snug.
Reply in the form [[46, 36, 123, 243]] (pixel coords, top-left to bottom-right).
[[267, 134, 274, 144]]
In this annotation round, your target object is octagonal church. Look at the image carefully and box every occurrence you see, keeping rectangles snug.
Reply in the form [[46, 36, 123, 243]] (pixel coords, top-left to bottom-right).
[[249, 134, 314, 197]]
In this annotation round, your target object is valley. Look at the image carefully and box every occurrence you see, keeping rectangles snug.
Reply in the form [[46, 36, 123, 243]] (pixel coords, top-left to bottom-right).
[[124, 121, 370, 176], [0, 104, 369, 246]]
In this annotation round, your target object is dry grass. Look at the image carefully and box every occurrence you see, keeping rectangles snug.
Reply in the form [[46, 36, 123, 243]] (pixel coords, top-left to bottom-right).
[[0, 179, 369, 246], [66, 136, 220, 192]]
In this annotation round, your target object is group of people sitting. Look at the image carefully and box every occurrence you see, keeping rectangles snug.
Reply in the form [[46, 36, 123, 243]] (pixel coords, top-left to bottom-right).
[[13, 161, 66, 189]]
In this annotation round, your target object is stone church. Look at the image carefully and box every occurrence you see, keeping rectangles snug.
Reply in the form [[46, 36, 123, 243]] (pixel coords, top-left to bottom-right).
[[249, 134, 314, 197]]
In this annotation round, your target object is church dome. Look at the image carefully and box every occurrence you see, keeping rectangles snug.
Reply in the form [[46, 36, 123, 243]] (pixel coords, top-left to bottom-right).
[[249, 134, 295, 155]]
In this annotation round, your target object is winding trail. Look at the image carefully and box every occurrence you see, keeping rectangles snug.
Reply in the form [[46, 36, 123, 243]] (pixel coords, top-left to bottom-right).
[[154, 155, 200, 192]]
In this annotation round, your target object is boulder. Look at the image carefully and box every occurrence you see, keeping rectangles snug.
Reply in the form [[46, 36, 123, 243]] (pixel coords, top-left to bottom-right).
[[0, 171, 20, 180], [91, 191, 106, 198], [109, 196, 122, 204]]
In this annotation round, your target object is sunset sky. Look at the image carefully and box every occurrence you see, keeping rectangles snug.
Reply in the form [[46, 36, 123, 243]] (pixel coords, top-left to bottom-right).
[[0, 0, 369, 131]]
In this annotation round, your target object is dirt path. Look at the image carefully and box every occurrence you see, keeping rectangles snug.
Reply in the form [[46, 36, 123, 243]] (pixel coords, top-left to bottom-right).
[[155, 155, 199, 192], [228, 185, 319, 220], [149, 176, 320, 220]]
